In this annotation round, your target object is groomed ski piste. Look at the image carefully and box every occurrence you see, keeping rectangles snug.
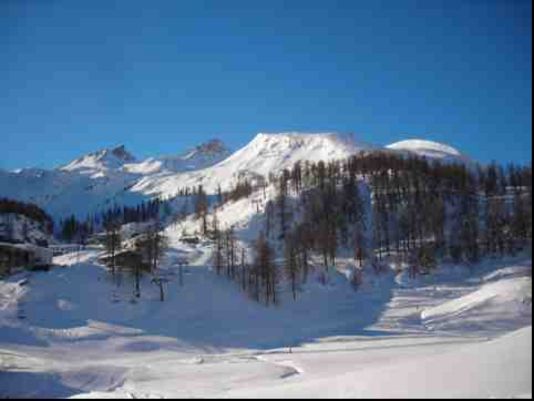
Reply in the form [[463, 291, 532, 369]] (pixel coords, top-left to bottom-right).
[[0, 243, 531, 398]]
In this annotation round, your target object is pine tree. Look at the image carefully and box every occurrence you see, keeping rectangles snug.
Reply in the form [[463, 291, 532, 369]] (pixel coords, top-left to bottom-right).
[[284, 234, 299, 301], [195, 185, 209, 236], [254, 231, 276, 306], [104, 220, 121, 277]]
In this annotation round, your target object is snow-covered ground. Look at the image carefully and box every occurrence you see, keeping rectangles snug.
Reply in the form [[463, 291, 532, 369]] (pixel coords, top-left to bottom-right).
[[0, 246, 531, 398], [385, 138, 472, 164]]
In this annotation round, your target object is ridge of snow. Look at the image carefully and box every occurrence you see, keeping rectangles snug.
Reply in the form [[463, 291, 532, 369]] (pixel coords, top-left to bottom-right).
[[385, 139, 469, 162], [216, 132, 369, 175], [123, 139, 231, 175], [60, 145, 137, 174], [131, 132, 374, 197]]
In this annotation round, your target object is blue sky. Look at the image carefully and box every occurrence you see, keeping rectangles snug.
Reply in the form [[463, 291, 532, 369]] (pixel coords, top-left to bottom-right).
[[1, 0, 531, 169]]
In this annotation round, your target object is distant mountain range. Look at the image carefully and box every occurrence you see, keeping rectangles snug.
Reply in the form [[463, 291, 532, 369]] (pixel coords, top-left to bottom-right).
[[0, 133, 469, 219]]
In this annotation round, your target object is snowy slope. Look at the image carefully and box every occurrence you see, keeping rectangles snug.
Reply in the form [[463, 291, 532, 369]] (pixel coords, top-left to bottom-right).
[[0, 249, 530, 398], [61, 141, 230, 177], [215, 132, 372, 178], [421, 267, 532, 333], [0, 140, 230, 219], [226, 326, 531, 398], [0, 166, 144, 219], [123, 139, 230, 175], [130, 132, 374, 197], [60, 145, 137, 176], [386, 139, 471, 164]]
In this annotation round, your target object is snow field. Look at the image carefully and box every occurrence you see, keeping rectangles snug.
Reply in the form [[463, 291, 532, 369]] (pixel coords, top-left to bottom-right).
[[0, 248, 531, 398]]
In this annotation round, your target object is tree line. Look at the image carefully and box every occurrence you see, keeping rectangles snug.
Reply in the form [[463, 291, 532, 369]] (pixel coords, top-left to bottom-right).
[[58, 198, 164, 243], [277, 154, 531, 281]]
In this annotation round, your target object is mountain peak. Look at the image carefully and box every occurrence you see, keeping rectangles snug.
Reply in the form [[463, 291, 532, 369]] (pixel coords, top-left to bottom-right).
[[123, 139, 231, 175], [109, 145, 136, 162], [60, 145, 137, 173], [182, 139, 230, 161], [251, 132, 373, 149], [208, 131, 372, 183]]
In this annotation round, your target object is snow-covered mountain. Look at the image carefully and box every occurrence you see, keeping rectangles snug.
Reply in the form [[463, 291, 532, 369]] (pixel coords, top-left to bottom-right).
[[60, 140, 230, 177], [385, 139, 471, 164], [217, 132, 373, 176], [61, 145, 137, 176], [0, 133, 471, 219], [0, 140, 231, 219], [0, 166, 142, 220], [123, 139, 230, 175], [130, 132, 375, 197]]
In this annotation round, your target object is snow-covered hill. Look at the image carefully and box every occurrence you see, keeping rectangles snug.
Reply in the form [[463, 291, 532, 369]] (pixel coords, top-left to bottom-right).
[[130, 132, 374, 197], [218, 132, 372, 178], [60, 145, 137, 176], [0, 140, 231, 219], [123, 139, 230, 175], [0, 247, 530, 398], [0, 166, 143, 219], [386, 139, 471, 164]]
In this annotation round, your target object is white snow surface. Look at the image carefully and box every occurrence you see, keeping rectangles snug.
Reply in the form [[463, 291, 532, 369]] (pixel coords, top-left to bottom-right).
[[386, 139, 470, 163], [421, 272, 531, 332], [130, 132, 373, 197], [0, 248, 530, 398], [217, 132, 372, 178], [0, 140, 230, 219], [60, 145, 137, 175]]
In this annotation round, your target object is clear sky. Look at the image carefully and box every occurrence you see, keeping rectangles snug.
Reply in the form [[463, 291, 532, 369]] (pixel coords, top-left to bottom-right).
[[1, 0, 531, 169]]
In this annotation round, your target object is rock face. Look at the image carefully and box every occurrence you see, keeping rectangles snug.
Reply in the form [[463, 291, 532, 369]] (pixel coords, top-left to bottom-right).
[[111, 145, 137, 163], [0, 139, 232, 219], [160, 139, 231, 172], [60, 145, 137, 174]]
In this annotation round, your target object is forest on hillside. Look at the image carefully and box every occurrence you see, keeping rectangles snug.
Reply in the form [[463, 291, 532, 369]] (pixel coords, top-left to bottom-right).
[[23, 151, 531, 306]]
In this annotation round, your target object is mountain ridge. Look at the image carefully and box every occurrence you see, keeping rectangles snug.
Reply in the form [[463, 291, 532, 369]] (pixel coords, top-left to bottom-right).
[[0, 133, 471, 219]]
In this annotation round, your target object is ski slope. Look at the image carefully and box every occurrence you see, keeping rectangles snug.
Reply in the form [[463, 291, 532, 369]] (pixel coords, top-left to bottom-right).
[[0, 248, 530, 398]]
